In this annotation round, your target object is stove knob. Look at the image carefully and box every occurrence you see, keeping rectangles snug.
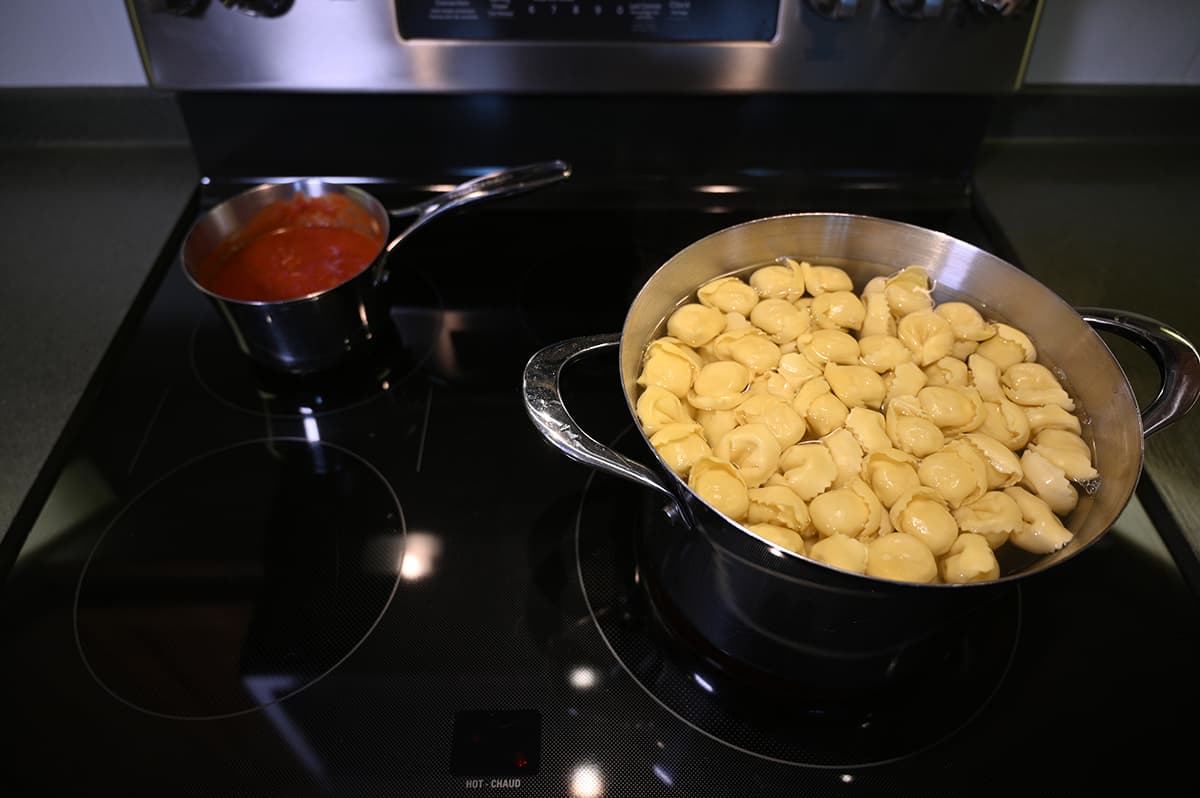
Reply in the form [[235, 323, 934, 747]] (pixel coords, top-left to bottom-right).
[[807, 0, 858, 20], [968, 0, 1030, 16], [888, 0, 945, 19], [219, 0, 293, 17]]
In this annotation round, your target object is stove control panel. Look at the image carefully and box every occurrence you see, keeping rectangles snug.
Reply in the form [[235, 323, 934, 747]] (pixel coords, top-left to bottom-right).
[[396, 1, 779, 42], [129, 0, 1042, 92]]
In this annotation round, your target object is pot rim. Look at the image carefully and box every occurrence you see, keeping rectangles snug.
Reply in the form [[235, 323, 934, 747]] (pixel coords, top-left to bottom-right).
[[616, 211, 1143, 588]]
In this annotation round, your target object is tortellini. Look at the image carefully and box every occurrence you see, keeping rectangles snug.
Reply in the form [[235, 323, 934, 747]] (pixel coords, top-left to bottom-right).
[[698, 275, 760, 315], [884, 266, 935, 318], [688, 360, 752, 411], [859, 335, 913, 373], [977, 398, 1032, 451], [924, 356, 969, 388], [793, 377, 850, 437], [776, 442, 839, 501], [825, 364, 886, 409], [634, 261, 1097, 585], [746, 484, 812, 533], [861, 448, 921, 508], [809, 534, 869, 574], [695, 407, 739, 450], [885, 396, 945, 458], [1004, 486, 1074, 554], [898, 310, 955, 367], [916, 439, 989, 510], [801, 329, 861, 366], [666, 303, 726, 348], [976, 323, 1036, 370], [637, 337, 701, 398], [917, 385, 986, 435], [866, 533, 937, 584], [884, 362, 928, 405], [751, 298, 810, 344], [811, 291, 866, 332], [809, 479, 889, 541], [960, 432, 1023, 489], [952, 490, 1022, 548], [705, 327, 782, 373], [845, 407, 892, 453], [939, 533, 1000, 584], [1002, 362, 1076, 411], [749, 258, 805, 300], [649, 422, 711, 477], [860, 292, 896, 338], [714, 423, 782, 488], [1019, 448, 1078, 516], [688, 456, 750, 521], [799, 258, 854, 295], [636, 385, 693, 436], [890, 487, 959, 556], [735, 394, 807, 449], [936, 301, 996, 344], [1027, 429, 1099, 482], [747, 523, 809, 556]]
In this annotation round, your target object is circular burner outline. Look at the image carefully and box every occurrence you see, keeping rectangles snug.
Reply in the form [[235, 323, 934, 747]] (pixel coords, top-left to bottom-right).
[[574, 456, 1023, 769], [188, 270, 445, 419], [72, 436, 406, 721]]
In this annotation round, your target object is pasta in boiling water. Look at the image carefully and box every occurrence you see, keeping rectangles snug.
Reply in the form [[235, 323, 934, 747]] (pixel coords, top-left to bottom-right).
[[635, 259, 1098, 584]]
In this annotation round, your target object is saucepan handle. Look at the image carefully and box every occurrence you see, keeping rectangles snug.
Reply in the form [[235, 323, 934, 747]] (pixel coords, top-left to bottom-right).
[[384, 159, 573, 254], [522, 333, 680, 506], [1078, 307, 1200, 437]]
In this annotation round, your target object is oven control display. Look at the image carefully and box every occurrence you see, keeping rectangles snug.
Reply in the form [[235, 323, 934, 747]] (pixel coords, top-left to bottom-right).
[[396, 0, 779, 41]]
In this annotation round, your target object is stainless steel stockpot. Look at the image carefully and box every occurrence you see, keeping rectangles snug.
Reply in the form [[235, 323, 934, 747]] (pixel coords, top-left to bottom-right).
[[523, 213, 1200, 683], [183, 160, 571, 375]]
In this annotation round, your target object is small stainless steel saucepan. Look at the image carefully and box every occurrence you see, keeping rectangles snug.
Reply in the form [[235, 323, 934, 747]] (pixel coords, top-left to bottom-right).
[[182, 159, 571, 375]]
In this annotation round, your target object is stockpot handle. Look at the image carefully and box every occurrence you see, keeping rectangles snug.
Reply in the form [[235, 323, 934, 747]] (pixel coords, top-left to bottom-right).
[[1078, 307, 1200, 437], [523, 333, 681, 507]]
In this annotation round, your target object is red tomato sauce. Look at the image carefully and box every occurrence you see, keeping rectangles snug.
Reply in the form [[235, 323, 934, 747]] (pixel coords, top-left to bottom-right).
[[195, 193, 385, 303]]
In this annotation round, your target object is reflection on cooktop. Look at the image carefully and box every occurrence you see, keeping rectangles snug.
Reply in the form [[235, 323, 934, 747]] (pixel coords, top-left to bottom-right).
[[74, 438, 405, 719]]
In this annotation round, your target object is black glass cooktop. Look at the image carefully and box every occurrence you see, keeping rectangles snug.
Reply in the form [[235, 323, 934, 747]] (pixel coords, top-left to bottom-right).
[[2, 175, 1198, 797]]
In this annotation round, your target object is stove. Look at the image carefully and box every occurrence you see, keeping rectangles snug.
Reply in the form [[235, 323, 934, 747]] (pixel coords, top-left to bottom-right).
[[3, 1, 1199, 796]]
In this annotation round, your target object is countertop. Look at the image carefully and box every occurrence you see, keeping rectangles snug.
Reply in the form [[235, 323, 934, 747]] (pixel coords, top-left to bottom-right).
[[972, 134, 1200, 589], [0, 92, 199, 561], [2, 89, 1199, 587]]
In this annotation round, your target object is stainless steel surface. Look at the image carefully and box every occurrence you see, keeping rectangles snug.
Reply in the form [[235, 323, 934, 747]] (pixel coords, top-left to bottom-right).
[[524, 332, 679, 505], [523, 213, 1200, 589], [128, 0, 1041, 93], [181, 161, 571, 374], [181, 179, 389, 374], [1077, 307, 1200, 438]]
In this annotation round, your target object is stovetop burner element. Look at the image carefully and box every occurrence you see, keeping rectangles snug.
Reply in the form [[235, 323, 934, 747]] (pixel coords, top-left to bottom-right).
[[575, 431, 1021, 768], [74, 438, 405, 719]]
